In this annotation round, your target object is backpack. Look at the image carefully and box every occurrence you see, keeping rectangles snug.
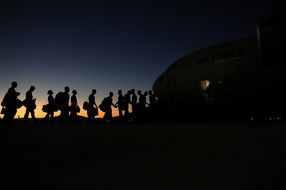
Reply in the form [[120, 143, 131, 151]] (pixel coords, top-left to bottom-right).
[[99, 97, 108, 112], [83, 101, 89, 110], [55, 92, 64, 109]]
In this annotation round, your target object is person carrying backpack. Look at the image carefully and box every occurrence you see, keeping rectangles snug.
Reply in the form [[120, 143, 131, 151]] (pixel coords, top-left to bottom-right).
[[101, 92, 116, 122], [23, 85, 36, 122], [87, 89, 98, 123], [44, 90, 56, 120], [55, 86, 70, 123], [1, 81, 21, 123], [70, 89, 80, 123], [115, 90, 124, 118]]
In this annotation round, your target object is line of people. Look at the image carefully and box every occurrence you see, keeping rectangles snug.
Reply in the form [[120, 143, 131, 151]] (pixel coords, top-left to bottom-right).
[[1, 81, 158, 124], [112, 89, 157, 122]]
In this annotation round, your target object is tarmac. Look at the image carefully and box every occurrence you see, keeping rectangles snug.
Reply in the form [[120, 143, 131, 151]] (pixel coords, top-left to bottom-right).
[[1, 121, 285, 189]]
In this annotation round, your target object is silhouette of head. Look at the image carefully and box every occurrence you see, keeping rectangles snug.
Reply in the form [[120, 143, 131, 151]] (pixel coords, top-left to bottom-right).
[[30, 86, 35, 91], [65, 86, 70, 93], [72, 90, 77, 95], [118, 90, 122, 95], [11, 81, 17, 88], [92, 89, 96, 94], [144, 91, 148, 96], [137, 90, 142, 95], [128, 90, 131, 95], [109, 92, 113, 97], [148, 90, 153, 95], [131, 89, 135, 94], [47, 90, 53, 95]]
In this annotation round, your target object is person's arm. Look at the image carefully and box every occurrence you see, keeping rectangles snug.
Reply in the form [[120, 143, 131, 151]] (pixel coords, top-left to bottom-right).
[[112, 102, 117, 108]]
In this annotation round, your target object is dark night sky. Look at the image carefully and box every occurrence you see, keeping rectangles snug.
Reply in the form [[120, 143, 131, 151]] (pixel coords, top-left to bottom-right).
[[0, 0, 283, 117]]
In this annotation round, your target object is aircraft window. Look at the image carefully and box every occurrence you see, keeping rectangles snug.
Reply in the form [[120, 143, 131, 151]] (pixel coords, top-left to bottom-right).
[[199, 80, 211, 91]]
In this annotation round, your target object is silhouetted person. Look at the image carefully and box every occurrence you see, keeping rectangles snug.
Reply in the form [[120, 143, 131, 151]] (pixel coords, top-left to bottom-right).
[[131, 89, 137, 113], [24, 86, 36, 122], [123, 90, 131, 120], [103, 92, 116, 122], [148, 90, 157, 110], [70, 90, 79, 123], [138, 90, 148, 109], [60, 86, 70, 122], [1, 81, 21, 123], [45, 90, 55, 120], [144, 91, 148, 102], [115, 90, 124, 118], [87, 89, 98, 122], [137, 90, 148, 122]]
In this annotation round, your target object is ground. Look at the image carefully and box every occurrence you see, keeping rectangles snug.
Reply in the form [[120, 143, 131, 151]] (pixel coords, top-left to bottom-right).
[[0, 121, 286, 189]]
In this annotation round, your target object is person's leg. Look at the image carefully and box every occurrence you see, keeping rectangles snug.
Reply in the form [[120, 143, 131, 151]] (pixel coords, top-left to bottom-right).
[[31, 109, 35, 120], [24, 108, 29, 120]]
